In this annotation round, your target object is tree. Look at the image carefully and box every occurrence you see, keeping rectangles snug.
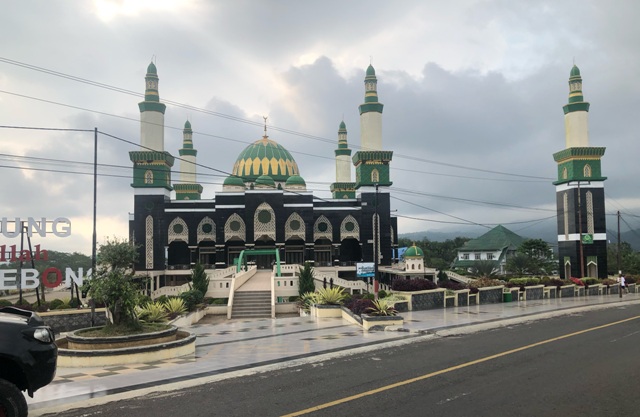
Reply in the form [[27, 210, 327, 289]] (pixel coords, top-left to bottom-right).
[[507, 239, 556, 275], [88, 238, 141, 327], [607, 242, 640, 276], [189, 262, 209, 296], [470, 260, 499, 278], [505, 253, 533, 276], [298, 262, 315, 295]]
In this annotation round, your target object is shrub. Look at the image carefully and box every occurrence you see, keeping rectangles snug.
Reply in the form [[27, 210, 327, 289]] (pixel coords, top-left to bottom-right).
[[138, 295, 152, 307], [344, 297, 375, 315], [377, 290, 388, 299], [212, 298, 227, 305], [601, 278, 617, 286], [316, 287, 347, 305], [0, 299, 12, 307], [136, 302, 168, 323], [508, 278, 540, 287], [626, 276, 636, 284], [163, 297, 187, 318], [362, 293, 375, 300], [298, 262, 316, 295], [546, 278, 565, 287], [49, 298, 64, 309], [34, 302, 50, 312], [365, 299, 398, 316], [469, 278, 503, 289], [190, 263, 210, 296], [582, 278, 598, 286], [298, 292, 319, 312], [13, 303, 34, 311], [392, 279, 437, 292], [570, 277, 584, 286], [438, 281, 468, 291], [69, 298, 81, 308], [180, 289, 204, 311], [156, 295, 169, 305]]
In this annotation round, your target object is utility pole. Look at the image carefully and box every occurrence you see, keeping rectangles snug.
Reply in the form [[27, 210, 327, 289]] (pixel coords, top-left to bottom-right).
[[618, 211, 622, 298], [577, 182, 584, 278], [373, 183, 379, 299]]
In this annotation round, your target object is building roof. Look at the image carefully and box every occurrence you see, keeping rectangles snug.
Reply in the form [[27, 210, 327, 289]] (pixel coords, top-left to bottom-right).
[[458, 225, 524, 252], [403, 244, 424, 258]]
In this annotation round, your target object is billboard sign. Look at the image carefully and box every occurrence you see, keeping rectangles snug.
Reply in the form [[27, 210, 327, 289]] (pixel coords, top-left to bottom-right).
[[356, 262, 375, 278]]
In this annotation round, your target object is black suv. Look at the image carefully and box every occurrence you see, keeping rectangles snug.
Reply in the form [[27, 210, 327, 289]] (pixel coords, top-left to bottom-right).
[[0, 307, 57, 417]]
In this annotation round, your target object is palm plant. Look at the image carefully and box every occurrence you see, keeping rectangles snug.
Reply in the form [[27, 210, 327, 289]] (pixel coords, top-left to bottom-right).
[[365, 299, 398, 316], [163, 297, 187, 318], [316, 287, 347, 305], [136, 302, 168, 323]]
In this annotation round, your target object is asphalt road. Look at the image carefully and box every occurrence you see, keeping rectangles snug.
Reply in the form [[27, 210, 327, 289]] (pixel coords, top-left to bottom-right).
[[45, 303, 640, 417]]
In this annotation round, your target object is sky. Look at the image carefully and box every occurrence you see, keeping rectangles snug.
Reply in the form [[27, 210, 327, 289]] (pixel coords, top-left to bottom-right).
[[1, 0, 639, 255]]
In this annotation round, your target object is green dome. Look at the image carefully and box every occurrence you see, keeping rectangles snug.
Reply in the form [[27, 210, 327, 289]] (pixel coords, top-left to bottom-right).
[[285, 175, 306, 187], [184, 120, 192, 129], [404, 245, 424, 258], [223, 176, 245, 187], [232, 137, 300, 183], [255, 175, 275, 188], [366, 64, 376, 76], [570, 65, 581, 77], [339, 120, 346, 130], [147, 62, 157, 75]]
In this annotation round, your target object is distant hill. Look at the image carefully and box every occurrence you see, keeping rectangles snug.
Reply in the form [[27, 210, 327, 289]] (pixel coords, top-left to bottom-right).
[[400, 225, 640, 251]]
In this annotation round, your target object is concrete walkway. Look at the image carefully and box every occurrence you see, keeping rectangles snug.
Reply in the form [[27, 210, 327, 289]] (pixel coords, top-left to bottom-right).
[[28, 292, 640, 416]]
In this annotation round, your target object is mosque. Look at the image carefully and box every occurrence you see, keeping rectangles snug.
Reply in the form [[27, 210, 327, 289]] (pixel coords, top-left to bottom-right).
[[128, 62, 399, 291]]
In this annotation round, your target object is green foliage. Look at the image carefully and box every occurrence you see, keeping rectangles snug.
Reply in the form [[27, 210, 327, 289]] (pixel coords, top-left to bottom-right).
[[190, 263, 210, 295], [507, 239, 556, 276], [377, 289, 388, 299], [297, 292, 319, 312], [0, 299, 12, 307], [156, 295, 169, 305], [136, 302, 168, 323], [469, 278, 504, 289], [316, 287, 347, 305], [298, 262, 316, 295], [469, 260, 499, 278], [211, 298, 227, 305], [180, 289, 204, 311], [69, 298, 81, 308], [362, 293, 375, 300], [607, 242, 640, 275], [163, 297, 187, 316], [508, 277, 540, 287], [88, 238, 141, 326], [365, 299, 398, 316], [138, 295, 152, 307]]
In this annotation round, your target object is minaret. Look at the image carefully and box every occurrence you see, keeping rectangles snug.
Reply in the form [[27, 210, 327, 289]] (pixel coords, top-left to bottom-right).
[[553, 65, 607, 279], [353, 64, 393, 189], [174, 120, 203, 200], [352, 64, 394, 268], [129, 61, 175, 192], [129, 61, 175, 272], [330, 121, 355, 199]]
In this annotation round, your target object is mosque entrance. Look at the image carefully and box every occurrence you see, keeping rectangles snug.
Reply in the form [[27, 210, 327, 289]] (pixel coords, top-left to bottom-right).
[[339, 238, 361, 266], [285, 239, 305, 265], [255, 240, 276, 269]]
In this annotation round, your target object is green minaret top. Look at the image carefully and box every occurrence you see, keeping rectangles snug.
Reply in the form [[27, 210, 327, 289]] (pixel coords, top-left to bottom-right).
[[563, 64, 589, 114], [139, 61, 166, 114], [337, 121, 349, 151], [179, 120, 196, 155], [359, 65, 383, 114]]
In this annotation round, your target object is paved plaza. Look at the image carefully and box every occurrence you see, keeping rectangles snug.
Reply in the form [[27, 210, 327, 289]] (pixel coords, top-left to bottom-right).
[[28, 293, 640, 416]]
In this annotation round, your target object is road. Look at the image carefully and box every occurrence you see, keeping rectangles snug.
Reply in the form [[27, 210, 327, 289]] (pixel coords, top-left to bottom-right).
[[43, 303, 640, 417]]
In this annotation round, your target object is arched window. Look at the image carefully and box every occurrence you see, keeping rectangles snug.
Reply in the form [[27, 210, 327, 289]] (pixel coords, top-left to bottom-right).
[[144, 170, 153, 184], [586, 191, 594, 234], [371, 169, 379, 183], [563, 192, 569, 240], [562, 167, 568, 180], [583, 164, 592, 178]]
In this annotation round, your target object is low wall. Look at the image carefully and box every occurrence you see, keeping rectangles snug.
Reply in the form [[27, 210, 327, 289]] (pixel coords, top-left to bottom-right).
[[395, 289, 446, 311], [477, 286, 504, 304], [40, 308, 108, 334], [524, 285, 544, 301], [559, 285, 575, 298]]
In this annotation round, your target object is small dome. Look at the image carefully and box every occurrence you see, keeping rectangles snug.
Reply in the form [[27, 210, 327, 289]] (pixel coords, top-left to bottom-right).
[[285, 175, 306, 190], [255, 175, 275, 188], [147, 61, 157, 75], [223, 176, 245, 187], [339, 120, 346, 130], [366, 64, 376, 76], [570, 65, 581, 77], [404, 244, 424, 258], [184, 120, 192, 129]]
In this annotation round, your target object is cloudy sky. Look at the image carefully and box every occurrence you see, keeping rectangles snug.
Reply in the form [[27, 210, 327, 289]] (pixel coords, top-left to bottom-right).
[[1, 0, 639, 255]]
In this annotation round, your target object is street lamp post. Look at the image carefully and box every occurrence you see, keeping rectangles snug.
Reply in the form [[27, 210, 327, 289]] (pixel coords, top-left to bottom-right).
[[373, 183, 379, 299]]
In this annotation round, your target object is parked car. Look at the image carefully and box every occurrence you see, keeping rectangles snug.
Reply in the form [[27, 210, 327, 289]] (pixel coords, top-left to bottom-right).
[[0, 307, 57, 417]]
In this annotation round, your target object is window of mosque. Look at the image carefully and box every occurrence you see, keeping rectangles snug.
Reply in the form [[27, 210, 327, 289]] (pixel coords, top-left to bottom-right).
[[318, 222, 328, 232], [144, 170, 153, 184], [371, 169, 379, 183], [202, 223, 213, 233], [258, 210, 271, 224], [562, 167, 568, 180], [173, 224, 183, 234], [583, 164, 592, 178], [290, 220, 300, 231], [345, 222, 355, 232], [230, 221, 241, 232]]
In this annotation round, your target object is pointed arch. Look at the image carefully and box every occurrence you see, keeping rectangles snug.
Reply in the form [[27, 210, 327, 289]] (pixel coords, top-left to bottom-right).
[[340, 215, 360, 241], [144, 170, 153, 184], [197, 216, 216, 243], [225, 213, 246, 242], [254, 202, 276, 241], [562, 167, 568, 180], [586, 191, 594, 234], [583, 164, 592, 178], [313, 215, 333, 241], [371, 169, 380, 183], [563, 192, 569, 240], [168, 217, 188, 243], [285, 212, 305, 241], [145, 215, 153, 269]]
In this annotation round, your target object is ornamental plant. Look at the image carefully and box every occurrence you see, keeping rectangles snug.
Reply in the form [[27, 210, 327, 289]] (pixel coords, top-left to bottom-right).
[[365, 299, 398, 317], [298, 292, 319, 312], [136, 302, 168, 323], [315, 287, 347, 305], [164, 297, 187, 319]]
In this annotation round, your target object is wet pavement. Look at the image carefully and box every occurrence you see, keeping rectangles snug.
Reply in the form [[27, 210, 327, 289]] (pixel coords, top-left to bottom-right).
[[28, 293, 640, 415]]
